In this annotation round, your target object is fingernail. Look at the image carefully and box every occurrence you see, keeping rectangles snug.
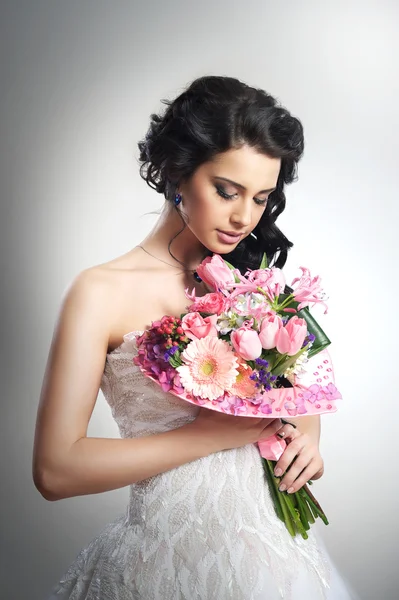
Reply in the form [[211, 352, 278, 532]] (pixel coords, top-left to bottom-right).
[[279, 484, 287, 492], [287, 487, 294, 494], [274, 468, 282, 476]]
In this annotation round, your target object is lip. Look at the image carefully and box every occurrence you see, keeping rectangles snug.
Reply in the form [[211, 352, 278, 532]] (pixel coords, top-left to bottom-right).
[[217, 230, 244, 244]]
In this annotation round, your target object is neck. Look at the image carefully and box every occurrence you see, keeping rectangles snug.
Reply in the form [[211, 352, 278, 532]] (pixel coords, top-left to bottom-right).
[[139, 202, 210, 271]]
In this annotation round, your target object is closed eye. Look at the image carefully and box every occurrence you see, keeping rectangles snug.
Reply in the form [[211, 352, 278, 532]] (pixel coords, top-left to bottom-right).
[[215, 185, 268, 206]]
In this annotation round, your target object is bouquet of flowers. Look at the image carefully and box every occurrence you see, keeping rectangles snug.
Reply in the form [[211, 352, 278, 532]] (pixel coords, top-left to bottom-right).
[[133, 254, 342, 539]]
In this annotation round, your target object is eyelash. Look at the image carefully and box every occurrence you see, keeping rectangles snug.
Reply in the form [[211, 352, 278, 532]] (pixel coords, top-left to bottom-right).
[[215, 186, 268, 206]]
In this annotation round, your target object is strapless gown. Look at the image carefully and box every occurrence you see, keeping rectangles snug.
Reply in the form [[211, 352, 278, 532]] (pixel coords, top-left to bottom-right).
[[46, 331, 359, 600]]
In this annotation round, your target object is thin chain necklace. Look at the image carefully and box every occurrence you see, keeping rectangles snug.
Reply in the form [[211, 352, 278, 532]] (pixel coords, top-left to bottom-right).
[[136, 245, 203, 283]]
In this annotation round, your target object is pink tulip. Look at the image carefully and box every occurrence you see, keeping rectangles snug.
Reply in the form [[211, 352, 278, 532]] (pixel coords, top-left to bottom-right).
[[196, 255, 236, 291], [259, 314, 283, 349], [231, 327, 262, 361], [276, 316, 307, 356]]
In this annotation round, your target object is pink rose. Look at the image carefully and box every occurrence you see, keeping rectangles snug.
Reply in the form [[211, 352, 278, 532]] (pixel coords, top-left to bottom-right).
[[230, 327, 262, 361], [259, 314, 283, 349], [196, 255, 236, 291], [276, 316, 307, 356], [181, 312, 218, 340], [187, 292, 226, 315]]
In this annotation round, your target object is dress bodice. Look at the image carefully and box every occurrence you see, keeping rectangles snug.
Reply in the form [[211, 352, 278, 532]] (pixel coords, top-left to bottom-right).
[[101, 331, 200, 440]]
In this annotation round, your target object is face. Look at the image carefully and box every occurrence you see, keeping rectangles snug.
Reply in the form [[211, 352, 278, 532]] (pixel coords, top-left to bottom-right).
[[178, 144, 281, 254]]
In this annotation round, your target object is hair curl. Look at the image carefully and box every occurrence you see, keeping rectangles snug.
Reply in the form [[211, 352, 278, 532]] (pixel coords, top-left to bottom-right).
[[137, 75, 304, 274]]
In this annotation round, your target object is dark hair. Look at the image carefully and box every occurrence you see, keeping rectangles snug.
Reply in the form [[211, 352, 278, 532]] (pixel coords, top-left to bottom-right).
[[137, 75, 304, 274]]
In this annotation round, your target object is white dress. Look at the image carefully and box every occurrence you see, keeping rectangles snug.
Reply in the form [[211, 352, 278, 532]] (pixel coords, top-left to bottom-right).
[[46, 331, 359, 600]]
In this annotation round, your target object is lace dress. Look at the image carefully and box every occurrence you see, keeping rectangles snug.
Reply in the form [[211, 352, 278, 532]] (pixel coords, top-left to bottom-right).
[[46, 331, 358, 600]]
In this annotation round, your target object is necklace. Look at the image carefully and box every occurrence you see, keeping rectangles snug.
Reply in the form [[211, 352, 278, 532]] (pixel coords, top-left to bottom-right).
[[136, 245, 203, 283]]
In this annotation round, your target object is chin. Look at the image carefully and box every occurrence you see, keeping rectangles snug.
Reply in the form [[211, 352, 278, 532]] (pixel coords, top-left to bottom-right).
[[206, 243, 237, 255], [198, 233, 243, 255]]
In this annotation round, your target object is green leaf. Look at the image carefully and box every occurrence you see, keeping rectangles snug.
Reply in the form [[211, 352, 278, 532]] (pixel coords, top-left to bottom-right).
[[271, 347, 308, 377], [223, 259, 236, 271], [169, 352, 183, 368], [260, 252, 268, 269], [222, 259, 241, 283]]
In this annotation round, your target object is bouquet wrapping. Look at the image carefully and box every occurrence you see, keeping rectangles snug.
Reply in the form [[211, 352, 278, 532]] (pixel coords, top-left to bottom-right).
[[133, 254, 342, 539]]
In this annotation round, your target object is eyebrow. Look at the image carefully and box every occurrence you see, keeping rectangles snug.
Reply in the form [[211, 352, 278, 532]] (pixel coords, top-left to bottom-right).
[[213, 176, 276, 194]]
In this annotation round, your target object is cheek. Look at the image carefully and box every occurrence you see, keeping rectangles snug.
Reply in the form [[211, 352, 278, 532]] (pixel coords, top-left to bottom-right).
[[190, 195, 217, 224]]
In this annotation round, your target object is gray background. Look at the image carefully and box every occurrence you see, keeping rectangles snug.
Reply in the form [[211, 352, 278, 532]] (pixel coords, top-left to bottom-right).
[[1, 1, 398, 598]]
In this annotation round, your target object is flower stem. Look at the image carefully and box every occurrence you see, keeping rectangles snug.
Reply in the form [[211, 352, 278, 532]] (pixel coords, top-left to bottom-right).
[[260, 457, 329, 539], [299, 485, 329, 526], [295, 490, 312, 530], [284, 493, 309, 539], [276, 294, 295, 311], [261, 459, 284, 522], [277, 491, 297, 537], [262, 459, 296, 536]]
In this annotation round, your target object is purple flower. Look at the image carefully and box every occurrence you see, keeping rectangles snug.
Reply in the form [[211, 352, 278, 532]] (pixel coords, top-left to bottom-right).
[[164, 346, 179, 362], [255, 357, 269, 368], [302, 333, 315, 348]]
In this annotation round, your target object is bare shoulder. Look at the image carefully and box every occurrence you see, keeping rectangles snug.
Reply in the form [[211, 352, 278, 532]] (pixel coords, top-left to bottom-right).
[[40, 251, 138, 369], [85, 248, 152, 350], [69, 247, 201, 353], [60, 263, 117, 342], [46, 264, 118, 371]]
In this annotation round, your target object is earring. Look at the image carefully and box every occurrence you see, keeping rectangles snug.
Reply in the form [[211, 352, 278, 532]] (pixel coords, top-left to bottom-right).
[[174, 193, 182, 206]]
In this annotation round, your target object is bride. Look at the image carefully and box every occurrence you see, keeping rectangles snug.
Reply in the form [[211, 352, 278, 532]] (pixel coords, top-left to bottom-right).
[[33, 74, 358, 599]]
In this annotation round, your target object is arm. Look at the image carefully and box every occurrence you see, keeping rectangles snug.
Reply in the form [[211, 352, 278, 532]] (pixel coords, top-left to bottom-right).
[[37, 426, 212, 501], [32, 270, 212, 502]]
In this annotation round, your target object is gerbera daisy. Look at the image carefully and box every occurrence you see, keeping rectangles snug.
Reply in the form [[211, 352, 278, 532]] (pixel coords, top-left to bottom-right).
[[176, 336, 239, 401], [231, 360, 258, 399]]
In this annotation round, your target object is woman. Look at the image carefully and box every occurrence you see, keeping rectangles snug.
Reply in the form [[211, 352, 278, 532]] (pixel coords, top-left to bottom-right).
[[33, 75, 357, 599]]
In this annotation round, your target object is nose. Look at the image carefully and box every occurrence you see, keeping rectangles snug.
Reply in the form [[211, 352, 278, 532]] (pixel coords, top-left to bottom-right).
[[230, 198, 252, 228]]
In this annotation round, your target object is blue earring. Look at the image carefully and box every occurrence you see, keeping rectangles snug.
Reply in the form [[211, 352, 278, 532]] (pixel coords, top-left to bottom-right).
[[174, 193, 182, 206]]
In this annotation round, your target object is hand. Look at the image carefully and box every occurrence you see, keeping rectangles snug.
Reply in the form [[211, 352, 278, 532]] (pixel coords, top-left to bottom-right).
[[191, 408, 284, 453], [273, 422, 325, 494]]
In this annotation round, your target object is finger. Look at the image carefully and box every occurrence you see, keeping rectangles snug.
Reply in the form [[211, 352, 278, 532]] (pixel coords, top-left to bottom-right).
[[282, 459, 321, 494], [258, 418, 284, 440], [278, 451, 314, 491], [276, 423, 301, 440], [273, 434, 307, 476], [310, 464, 324, 481], [263, 417, 283, 430]]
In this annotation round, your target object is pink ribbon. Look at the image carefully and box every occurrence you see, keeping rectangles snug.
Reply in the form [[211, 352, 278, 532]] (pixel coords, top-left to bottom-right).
[[258, 435, 287, 460]]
